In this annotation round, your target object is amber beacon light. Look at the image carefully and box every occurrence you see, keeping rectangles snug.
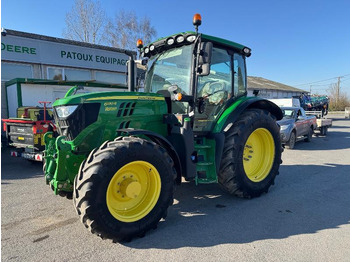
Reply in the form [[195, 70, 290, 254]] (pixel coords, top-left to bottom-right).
[[137, 39, 144, 49], [193, 13, 202, 33]]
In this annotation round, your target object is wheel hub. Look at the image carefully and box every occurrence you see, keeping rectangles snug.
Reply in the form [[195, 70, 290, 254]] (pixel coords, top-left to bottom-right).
[[119, 178, 142, 199]]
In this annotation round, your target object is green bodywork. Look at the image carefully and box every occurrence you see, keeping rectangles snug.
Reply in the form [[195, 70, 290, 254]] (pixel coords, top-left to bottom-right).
[[43, 31, 279, 195], [44, 91, 168, 193], [44, 90, 252, 193]]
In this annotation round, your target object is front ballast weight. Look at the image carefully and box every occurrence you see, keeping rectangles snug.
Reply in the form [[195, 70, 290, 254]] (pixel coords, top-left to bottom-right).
[[43, 132, 85, 197]]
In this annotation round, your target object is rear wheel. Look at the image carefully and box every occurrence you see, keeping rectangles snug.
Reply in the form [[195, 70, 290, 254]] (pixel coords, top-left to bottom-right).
[[304, 127, 313, 142], [73, 137, 176, 242], [218, 109, 282, 198]]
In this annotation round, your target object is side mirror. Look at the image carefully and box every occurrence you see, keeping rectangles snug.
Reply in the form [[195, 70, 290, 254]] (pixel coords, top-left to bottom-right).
[[197, 42, 212, 76]]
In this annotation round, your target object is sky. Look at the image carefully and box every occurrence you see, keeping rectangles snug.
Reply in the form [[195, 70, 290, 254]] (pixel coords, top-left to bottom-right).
[[1, 0, 350, 95]]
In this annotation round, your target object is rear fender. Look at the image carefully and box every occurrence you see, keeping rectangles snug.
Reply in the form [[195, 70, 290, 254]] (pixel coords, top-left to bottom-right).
[[214, 97, 283, 133]]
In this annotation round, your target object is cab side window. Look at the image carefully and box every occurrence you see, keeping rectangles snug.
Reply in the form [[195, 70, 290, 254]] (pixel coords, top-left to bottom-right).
[[197, 47, 232, 105], [233, 54, 246, 96], [194, 47, 232, 132]]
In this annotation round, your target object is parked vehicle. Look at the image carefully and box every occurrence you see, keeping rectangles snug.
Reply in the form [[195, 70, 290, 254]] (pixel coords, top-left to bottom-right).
[[269, 98, 301, 108], [345, 107, 350, 119], [43, 14, 283, 242], [2, 102, 55, 161], [300, 94, 329, 116], [278, 107, 316, 149]]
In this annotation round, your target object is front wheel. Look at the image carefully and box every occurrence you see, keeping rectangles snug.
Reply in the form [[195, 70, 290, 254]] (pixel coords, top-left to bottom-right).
[[218, 109, 282, 198], [286, 131, 296, 149], [73, 137, 176, 242]]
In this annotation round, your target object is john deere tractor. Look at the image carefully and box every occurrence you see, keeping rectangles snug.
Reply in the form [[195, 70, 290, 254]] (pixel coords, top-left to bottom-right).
[[44, 14, 283, 242]]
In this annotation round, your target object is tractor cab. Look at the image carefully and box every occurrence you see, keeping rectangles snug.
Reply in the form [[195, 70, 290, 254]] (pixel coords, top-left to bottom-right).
[[140, 25, 251, 133]]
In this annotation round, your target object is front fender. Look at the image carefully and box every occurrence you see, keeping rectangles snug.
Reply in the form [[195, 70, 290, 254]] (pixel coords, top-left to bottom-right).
[[117, 128, 183, 184]]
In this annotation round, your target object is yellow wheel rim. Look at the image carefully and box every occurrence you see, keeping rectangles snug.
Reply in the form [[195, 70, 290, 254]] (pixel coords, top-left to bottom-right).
[[106, 161, 161, 223], [243, 128, 275, 182]]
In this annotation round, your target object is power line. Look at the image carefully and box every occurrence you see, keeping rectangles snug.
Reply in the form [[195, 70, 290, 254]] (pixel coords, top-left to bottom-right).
[[295, 73, 350, 87]]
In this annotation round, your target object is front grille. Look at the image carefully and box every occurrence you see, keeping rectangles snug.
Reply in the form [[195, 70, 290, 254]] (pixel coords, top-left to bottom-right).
[[54, 103, 100, 141]]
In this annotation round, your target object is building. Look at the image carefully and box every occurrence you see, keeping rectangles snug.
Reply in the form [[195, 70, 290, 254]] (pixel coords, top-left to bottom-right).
[[1, 28, 135, 118], [247, 76, 307, 98], [1, 29, 307, 118]]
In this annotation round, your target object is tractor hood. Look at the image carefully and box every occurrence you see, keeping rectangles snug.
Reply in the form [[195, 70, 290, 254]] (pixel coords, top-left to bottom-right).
[[53, 91, 165, 107]]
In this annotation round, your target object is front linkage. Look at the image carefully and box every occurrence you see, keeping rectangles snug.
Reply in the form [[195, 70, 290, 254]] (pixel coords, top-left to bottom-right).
[[44, 132, 85, 195]]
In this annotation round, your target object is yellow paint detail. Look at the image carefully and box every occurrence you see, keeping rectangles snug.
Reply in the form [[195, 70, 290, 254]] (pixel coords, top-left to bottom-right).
[[105, 107, 117, 111], [87, 96, 165, 101], [41, 134, 46, 146], [33, 134, 39, 144], [106, 161, 161, 223], [18, 136, 25, 141], [104, 101, 117, 106], [243, 128, 275, 182]]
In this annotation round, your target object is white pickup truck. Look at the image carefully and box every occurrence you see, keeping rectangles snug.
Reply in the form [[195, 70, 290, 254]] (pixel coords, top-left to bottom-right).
[[277, 107, 317, 149]]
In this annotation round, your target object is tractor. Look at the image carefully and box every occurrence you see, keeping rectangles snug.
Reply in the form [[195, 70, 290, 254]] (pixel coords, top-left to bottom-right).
[[43, 14, 283, 242]]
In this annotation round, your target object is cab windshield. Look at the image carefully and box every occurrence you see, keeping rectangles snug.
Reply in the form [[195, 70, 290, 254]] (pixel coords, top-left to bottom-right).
[[144, 45, 193, 95]]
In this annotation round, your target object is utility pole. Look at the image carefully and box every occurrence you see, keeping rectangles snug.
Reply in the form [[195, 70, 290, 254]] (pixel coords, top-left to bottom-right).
[[336, 77, 341, 108]]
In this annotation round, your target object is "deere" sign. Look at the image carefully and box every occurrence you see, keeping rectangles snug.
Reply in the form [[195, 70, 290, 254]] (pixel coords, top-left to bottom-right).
[[1, 35, 128, 73]]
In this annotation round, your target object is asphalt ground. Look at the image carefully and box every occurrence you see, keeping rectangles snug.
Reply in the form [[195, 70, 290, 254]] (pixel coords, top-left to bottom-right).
[[1, 114, 350, 262]]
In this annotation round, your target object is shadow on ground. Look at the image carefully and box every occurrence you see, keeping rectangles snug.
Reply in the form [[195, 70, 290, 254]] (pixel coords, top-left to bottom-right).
[[125, 163, 350, 249], [1, 147, 43, 180]]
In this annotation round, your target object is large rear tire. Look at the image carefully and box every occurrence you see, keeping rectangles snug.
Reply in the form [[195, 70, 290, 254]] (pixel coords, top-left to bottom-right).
[[73, 137, 176, 242], [218, 109, 282, 198]]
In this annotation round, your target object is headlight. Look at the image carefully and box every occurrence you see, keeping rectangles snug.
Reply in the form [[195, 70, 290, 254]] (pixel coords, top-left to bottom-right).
[[280, 125, 289, 131], [55, 105, 78, 118]]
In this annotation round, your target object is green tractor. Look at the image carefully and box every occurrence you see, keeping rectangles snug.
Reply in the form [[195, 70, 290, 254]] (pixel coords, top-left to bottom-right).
[[44, 14, 283, 242]]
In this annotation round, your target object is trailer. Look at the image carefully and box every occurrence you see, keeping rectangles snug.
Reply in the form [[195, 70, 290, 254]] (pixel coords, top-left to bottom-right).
[[305, 111, 332, 135]]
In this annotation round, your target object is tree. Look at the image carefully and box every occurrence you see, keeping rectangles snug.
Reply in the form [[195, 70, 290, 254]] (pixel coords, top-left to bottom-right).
[[104, 10, 157, 51], [63, 0, 106, 44], [327, 83, 350, 111]]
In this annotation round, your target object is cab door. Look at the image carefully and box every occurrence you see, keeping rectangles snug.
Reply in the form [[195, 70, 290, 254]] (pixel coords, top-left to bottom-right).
[[193, 47, 233, 132], [295, 109, 305, 136]]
